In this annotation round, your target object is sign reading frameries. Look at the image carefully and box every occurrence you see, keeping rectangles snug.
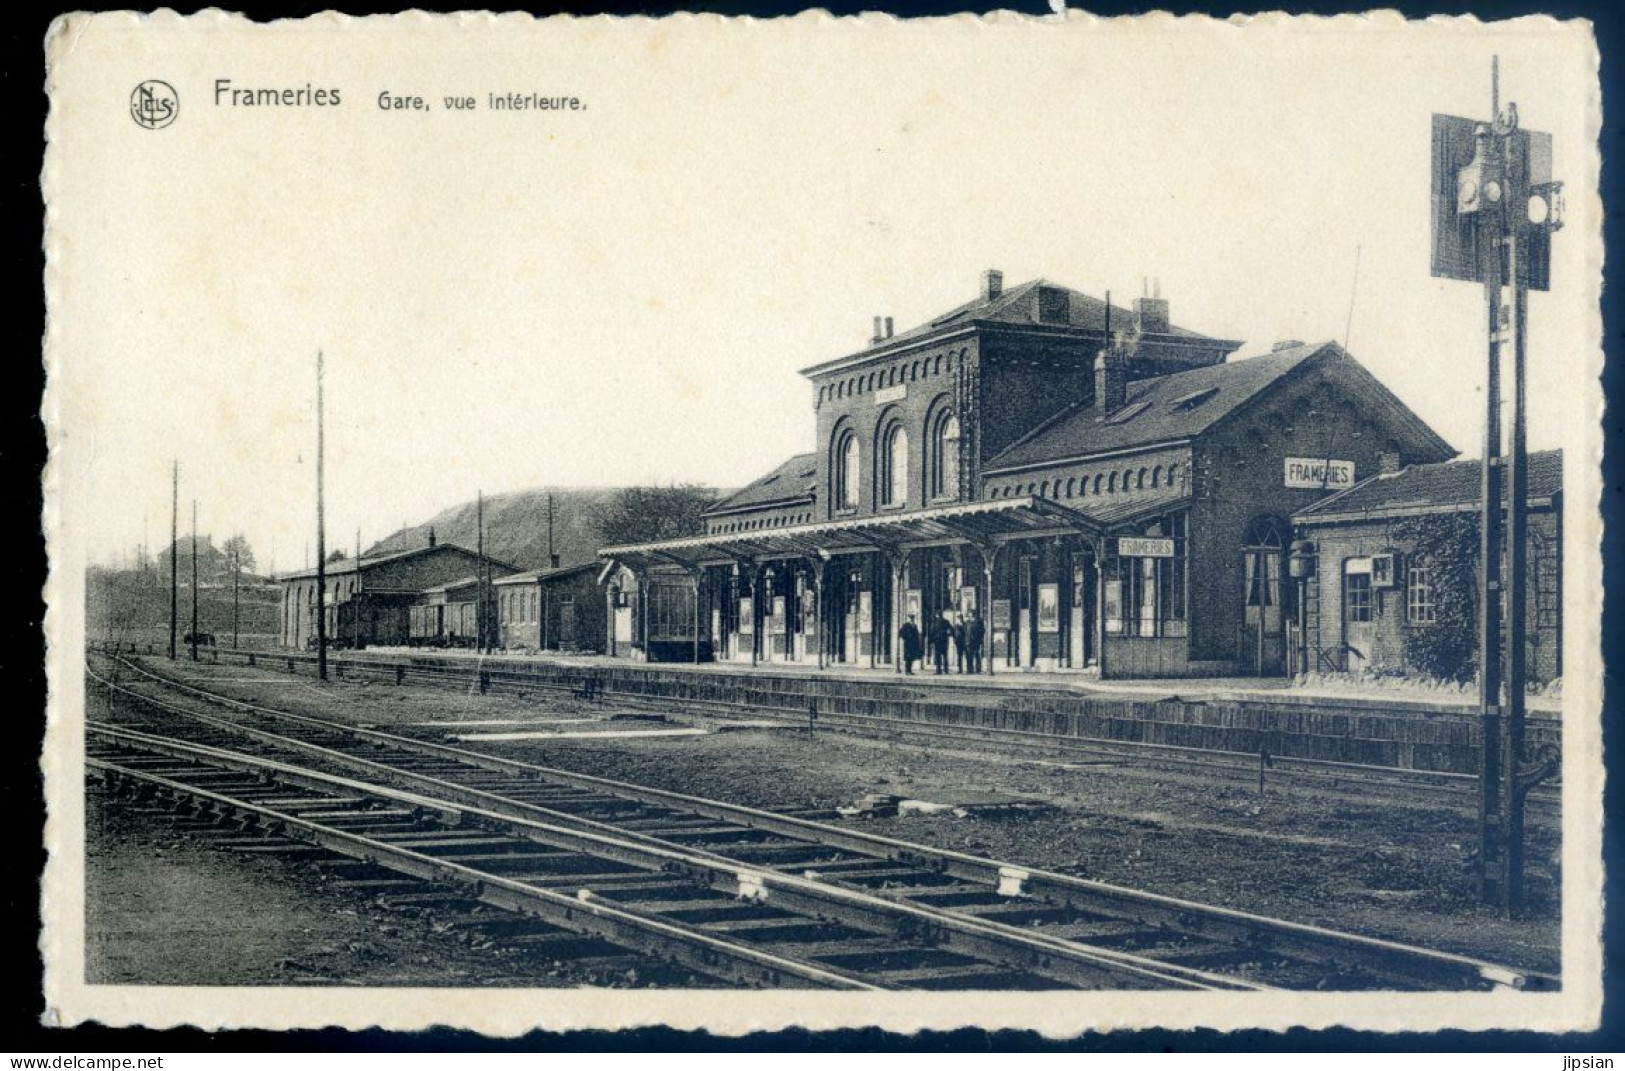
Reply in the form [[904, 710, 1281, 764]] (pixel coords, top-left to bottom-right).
[[1284, 457, 1356, 490], [1117, 536, 1175, 558]]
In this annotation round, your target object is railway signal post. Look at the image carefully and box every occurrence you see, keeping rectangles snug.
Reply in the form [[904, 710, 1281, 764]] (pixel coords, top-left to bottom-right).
[[1430, 58, 1563, 912]]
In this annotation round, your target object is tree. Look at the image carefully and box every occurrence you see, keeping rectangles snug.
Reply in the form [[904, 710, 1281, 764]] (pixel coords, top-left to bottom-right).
[[326, 548, 348, 563], [1392, 513, 1479, 685], [221, 534, 256, 574], [589, 484, 720, 547]]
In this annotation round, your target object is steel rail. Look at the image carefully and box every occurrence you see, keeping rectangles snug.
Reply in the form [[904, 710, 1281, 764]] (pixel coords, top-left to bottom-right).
[[126, 644, 1558, 804], [87, 754, 876, 991], [91, 684, 1272, 990], [95, 654, 1556, 991], [88, 718, 1249, 991]]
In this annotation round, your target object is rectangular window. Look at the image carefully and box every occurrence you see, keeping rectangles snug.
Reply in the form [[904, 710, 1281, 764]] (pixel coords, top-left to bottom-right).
[[1110, 513, 1186, 638], [1406, 558, 1435, 625], [647, 582, 696, 641], [1345, 571, 1373, 624], [1536, 547, 1560, 630]]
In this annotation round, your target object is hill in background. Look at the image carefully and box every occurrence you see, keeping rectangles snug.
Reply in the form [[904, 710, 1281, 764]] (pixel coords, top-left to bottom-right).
[[362, 487, 622, 572]]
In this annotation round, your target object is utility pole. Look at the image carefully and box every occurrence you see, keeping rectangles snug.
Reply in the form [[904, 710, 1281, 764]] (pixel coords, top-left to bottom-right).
[[315, 350, 328, 682], [355, 528, 363, 650], [232, 544, 240, 650], [476, 490, 486, 653], [189, 500, 199, 662], [1431, 58, 1562, 912], [545, 492, 556, 650], [168, 461, 178, 660]]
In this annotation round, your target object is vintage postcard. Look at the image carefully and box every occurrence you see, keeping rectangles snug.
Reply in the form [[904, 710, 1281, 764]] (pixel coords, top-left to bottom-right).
[[42, 9, 1603, 1037]]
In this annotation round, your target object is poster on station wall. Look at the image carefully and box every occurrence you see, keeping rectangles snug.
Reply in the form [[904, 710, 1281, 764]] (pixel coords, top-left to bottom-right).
[[904, 589, 921, 624], [768, 596, 786, 634], [959, 586, 978, 612], [1037, 584, 1060, 633], [991, 599, 1011, 631], [737, 597, 753, 636], [857, 591, 873, 634]]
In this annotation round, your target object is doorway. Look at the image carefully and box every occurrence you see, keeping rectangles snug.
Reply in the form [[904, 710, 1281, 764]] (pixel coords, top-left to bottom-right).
[[1242, 516, 1288, 675]]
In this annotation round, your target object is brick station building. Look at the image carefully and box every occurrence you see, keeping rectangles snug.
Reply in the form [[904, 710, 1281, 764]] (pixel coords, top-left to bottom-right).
[[600, 270, 1457, 678], [1292, 449, 1563, 683], [276, 535, 515, 650]]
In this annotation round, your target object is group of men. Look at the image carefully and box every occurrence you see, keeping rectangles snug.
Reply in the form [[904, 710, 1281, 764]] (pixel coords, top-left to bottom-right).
[[896, 608, 985, 676]]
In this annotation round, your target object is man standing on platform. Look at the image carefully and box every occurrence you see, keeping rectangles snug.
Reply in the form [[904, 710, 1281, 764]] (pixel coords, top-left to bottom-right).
[[929, 611, 951, 675], [951, 611, 968, 673], [898, 614, 922, 675], [966, 610, 985, 674]]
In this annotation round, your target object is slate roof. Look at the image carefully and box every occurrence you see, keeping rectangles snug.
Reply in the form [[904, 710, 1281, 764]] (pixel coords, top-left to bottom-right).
[[420, 575, 482, 597], [986, 342, 1333, 474], [275, 542, 505, 582], [491, 561, 600, 586], [801, 278, 1240, 376], [705, 452, 818, 515], [1296, 450, 1563, 522]]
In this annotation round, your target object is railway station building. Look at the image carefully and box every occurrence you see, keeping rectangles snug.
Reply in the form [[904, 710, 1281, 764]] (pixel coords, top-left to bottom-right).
[[1291, 450, 1563, 684], [276, 535, 517, 650], [599, 270, 1457, 678], [494, 561, 606, 653]]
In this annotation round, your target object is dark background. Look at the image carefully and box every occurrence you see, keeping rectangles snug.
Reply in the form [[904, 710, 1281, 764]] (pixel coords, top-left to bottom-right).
[[6, 0, 1620, 1053]]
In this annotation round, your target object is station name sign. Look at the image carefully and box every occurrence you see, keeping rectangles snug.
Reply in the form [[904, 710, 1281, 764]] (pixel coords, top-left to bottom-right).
[[1117, 537, 1174, 558], [1284, 457, 1355, 490]]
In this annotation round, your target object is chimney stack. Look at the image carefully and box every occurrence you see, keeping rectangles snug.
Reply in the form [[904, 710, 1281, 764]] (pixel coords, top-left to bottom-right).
[[427, 526, 436, 548], [884, 316, 894, 339], [871, 316, 884, 345], [1133, 275, 1170, 334], [1095, 349, 1127, 415], [549, 552, 561, 569], [982, 269, 1003, 302], [1378, 450, 1403, 475]]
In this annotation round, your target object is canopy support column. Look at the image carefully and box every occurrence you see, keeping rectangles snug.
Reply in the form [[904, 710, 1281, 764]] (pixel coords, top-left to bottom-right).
[[979, 541, 1003, 676], [809, 554, 828, 670], [887, 550, 909, 673]]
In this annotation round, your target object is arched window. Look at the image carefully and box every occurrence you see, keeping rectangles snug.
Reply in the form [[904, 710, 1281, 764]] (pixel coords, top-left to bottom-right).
[[1066, 478, 1076, 498], [1151, 465, 1163, 488], [835, 429, 861, 511], [880, 423, 908, 507], [1108, 472, 1118, 493], [929, 410, 961, 500], [1167, 463, 1180, 490], [1092, 474, 1102, 495], [1039, 480, 1050, 499], [1137, 467, 1148, 490]]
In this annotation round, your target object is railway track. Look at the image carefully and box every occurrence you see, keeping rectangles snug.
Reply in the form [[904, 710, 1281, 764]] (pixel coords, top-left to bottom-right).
[[88, 653, 1554, 992], [116, 643, 1559, 813]]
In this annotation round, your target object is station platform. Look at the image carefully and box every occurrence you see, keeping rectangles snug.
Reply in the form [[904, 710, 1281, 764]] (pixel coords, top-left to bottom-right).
[[352, 645, 1558, 716]]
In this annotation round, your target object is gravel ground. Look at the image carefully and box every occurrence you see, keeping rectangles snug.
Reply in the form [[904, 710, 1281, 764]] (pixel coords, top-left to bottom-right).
[[99, 656, 1563, 979], [85, 784, 698, 987]]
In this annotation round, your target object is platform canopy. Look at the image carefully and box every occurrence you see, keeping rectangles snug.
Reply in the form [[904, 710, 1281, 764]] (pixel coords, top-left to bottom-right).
[[599, 494, 1189, 573]]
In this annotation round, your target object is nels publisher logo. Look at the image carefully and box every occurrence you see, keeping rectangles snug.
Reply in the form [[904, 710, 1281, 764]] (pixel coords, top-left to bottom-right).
[[130, 80, 178, 130]]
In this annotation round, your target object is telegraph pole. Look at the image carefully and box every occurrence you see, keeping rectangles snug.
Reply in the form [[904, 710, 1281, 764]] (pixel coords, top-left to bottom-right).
[[232, 544, 240, 650], [168, 461, 178, 660], [355, 528, 364, 650], [315, 350, 328, 682], [189, 500, 199, 662], [1431, 58, 1562, 912], [476, 490, 487, 653], [545, 492, 556, 650]]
